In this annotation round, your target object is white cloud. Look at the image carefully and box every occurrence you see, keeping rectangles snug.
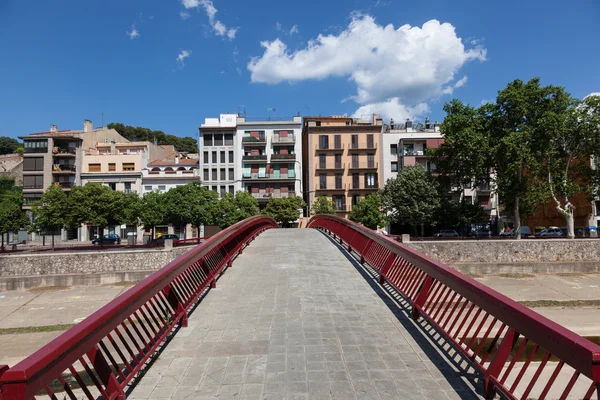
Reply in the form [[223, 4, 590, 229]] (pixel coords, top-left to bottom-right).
[[176, 50, 191, 68], [353, 99, 430, 121], [181, 0, 237, 39], [248, 15, 486, 119], [180, 11, 191, 20], [276, 22, 299, 36], [480, 98, 493, 106], [127, 25, 139, 39], [289, 25, 299, 35], [275, 22, 283, 32]]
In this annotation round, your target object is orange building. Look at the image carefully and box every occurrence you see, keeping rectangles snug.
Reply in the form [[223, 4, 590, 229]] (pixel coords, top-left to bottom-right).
[[302, 115, 383, 216]]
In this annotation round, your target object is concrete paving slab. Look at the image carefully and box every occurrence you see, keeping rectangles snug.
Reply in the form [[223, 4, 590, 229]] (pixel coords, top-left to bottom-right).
[[0, 331, 64, 367]]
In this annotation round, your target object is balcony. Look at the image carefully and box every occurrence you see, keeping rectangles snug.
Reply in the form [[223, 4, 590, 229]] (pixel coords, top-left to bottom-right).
[[317, 144, 345, 151], [271, 154, 296, 161], [349, 185, 379, 191], [242, 136, 266, 145], [52, 147, 77, 156], [242, 155, 267, 162], [272, 135, 296, 143], [315, 163, 345, 171], [396, 150, 426, 157], [349, 142, 377, 150], [243, 173, 296, 180], [348, 162, 378, 170], [316, 183, 347, 192], [52, 164, 76, 174], [53, 182, 75, 189], [250, 191, 297, 200]]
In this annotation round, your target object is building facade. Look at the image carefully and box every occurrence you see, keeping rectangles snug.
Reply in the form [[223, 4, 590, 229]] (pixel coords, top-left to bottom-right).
[[303, 115, 383, 217], [0, 154, 23, 186], [142, 158, 200, 194], [237, 116, 303, 208], [199, 114, 238, 197]]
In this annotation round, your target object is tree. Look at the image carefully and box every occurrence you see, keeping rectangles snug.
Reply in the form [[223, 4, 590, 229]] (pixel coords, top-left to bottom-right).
[[0, 137, 21, 155], [164, 182, 220, 230], [107, 123, 198, 153], [67, 183, 130, 238], [216, 191, 259, 228], [312, 196, 336, 214], [0, 178, 28, 250], [31, 185, 69, 249], [264, 196, 306, 227], [136, 191, 167, 238], [349, 193, 386, 230], [435, 197, 487, 232], [380, 165, 440, 235]]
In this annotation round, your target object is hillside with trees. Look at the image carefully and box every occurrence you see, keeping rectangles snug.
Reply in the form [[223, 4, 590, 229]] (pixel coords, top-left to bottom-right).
[[107, 123, 198, 153]]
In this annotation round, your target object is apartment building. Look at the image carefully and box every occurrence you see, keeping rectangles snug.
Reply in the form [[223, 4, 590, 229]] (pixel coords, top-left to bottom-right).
[[303, 115, 383, 216], [199, 114, 238, 197], [238, 116, 303, 207], [382, 118, 499, 219]]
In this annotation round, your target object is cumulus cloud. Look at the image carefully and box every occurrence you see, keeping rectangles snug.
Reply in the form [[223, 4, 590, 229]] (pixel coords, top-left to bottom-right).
[[353, 99, 430, 121], [176, 50, 191, 68], [181, 0, 237, 39], [248, 15, 486, 120], [127, 25, 139, 39]]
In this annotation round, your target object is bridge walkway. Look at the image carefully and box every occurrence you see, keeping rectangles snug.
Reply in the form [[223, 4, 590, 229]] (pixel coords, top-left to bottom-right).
[[130, 229, 480, 400]]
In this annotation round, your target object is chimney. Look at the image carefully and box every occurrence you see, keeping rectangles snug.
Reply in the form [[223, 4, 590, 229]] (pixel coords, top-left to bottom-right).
[[84, 120, 93, 133], [50, 124, 57, 133], [175, 156, 180, 164]]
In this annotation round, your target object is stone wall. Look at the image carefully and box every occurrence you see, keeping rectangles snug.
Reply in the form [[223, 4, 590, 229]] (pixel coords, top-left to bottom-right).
[[405, 239, 600, 264], [0, 247, 191, 277]]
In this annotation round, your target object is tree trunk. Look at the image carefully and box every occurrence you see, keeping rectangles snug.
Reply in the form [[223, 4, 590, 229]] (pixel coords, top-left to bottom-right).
[[565, 210, 575, 239], [514, 196, 521, 240], [420, 224, 425, 237], [1, 233, 4, 253], [52, 231, 55, 250]]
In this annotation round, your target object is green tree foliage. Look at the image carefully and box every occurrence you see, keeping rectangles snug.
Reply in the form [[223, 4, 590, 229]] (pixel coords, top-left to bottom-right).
[[164, 182, 220, 229], [31, 185, 69, 249], [216, 191, 259, 228], [0, 137, 21, 155], [264, 196, 306, 227], [312, 196, 336, 214], [380, 165, 440, 232], [435, 197, 487, 231], [0, 178, 28, 248], [349, 193, 386, 230], [107, 123, 198, 153], [136, 191, 167, 237]]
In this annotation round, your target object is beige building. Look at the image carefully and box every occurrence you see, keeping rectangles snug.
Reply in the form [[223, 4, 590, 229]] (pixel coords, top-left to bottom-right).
[[302, 115, 383, 216], [0, 154, 23, 186]]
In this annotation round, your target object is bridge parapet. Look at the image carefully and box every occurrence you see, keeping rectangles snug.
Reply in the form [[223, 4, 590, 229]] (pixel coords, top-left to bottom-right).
[[0, 216, 277, 400], [308, 214, 600, 400]]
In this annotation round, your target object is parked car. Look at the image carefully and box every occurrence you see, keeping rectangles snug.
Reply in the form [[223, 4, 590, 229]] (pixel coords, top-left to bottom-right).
[[434, 230, 459, 237], [536, 227, 563, 238], [92, 233, 121, 245], [499, 226, 532, 237], [151, 234, 179, 242], [476, 230, 492, 237]]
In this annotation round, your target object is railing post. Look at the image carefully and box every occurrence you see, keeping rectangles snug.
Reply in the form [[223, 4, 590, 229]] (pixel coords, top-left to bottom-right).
[[86, 346, 125, 400], [411, 276, 434, 320], [379, 254, 396, 284], [483, 328, 519, 399]]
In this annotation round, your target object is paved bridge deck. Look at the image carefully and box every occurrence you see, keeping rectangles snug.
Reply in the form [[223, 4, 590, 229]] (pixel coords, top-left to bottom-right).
[[131, 229, 480, 400]]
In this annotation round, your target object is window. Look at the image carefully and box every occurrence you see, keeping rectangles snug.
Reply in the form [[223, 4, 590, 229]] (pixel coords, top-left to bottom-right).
[[335, 173, 342, 189], [351, 154, 359, 168], [391, 162, 398, 172], [319, 174, 327, 190], [333, 195, 346, 211], [89, 163, 101, 172], [212, 151, 217, 163], [24, 139, 48, 153], [211, 186, 218, 193], [334, 154, 342, 169], [316, 121, 321, 127], [367, 134, 374, 148], [158, 185, 166, 192], [220, 168, 226, 180], [229, 185, 234, 194], [403, 143, 414, 155], [203, 169, 209, 181], [203, 151, 208, 162], [225, 134, 234, 146], [352, 173, 359, 189], [351, 135, 358, 149], [352, 194, 360, 206], [23, 175, 43, 189], [214, 134, 223, 146], [212, 168, 217, 181], [228, 168, 234, 180], [319, 154, 327, 168], [108, 183, 116, 191], [367, 153, 375, 168], [108, 163, 116, 172], [220, 186, 226, 197], [23, 157, 44, 171], [319, 135, 329, 149], [123, 163, 135, 171], [390, 144, 397, 154], [220, 151, 225, 163], [229, 150, 234, 163], [365, 173, 377, 188], [596, 201, 600, 216], [334, 135, 341, 149], [203, 134, 212, 146], [145, 185, 152, 191], [23, 194, 42, 206], [124, 182, 132, 193]]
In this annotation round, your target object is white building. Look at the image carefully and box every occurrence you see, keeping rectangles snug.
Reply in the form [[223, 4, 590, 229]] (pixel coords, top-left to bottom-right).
[[142, 157, 200, 193]]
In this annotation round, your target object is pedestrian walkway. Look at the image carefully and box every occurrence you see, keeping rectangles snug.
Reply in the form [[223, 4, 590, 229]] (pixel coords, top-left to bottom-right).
[[129, 229, 481, 400]]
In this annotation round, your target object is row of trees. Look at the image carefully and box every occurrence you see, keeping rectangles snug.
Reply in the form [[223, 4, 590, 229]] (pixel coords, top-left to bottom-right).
[[431, 78, 600, 238], [107, 123, 198, 154]]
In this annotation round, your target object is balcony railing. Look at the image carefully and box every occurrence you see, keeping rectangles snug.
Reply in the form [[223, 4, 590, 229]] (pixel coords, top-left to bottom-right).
[[396, 150, 426, 156], [349, 162, 378, 169], [315, 163, 345, 170], [350, 142, 377, 150], [242, 136, 266, 144], [316, 183, 347, 191], [242, 155, 267, 162], [24, 147, 48, 154], [52, 147, 77, 155], [54, 182, 75, 189], [317, 144, 345, 151], [52, 165, 76, 173], [250, 191, 297, 199], [23, 184, 43, 189], [272, 135, 296, 143], [349, 184, 379, 190], [243, 173, 296, 180], [271, 154, 296, 161]]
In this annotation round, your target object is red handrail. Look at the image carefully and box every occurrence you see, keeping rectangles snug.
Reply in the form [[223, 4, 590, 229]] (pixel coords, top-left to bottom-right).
[[308, 214, 600, 399], [0, 215, 277, 399]]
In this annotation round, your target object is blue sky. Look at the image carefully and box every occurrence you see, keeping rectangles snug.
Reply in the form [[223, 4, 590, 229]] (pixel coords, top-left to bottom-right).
[[0, 0, 599, 140]]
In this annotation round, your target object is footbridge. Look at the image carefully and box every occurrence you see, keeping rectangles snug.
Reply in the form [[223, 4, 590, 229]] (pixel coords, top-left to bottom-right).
[[0, 216, 599, 399]]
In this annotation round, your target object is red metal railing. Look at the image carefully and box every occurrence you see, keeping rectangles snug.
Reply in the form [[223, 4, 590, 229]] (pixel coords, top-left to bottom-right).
[[308, 215, 600, 400], [0, 216, 277, 400]]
